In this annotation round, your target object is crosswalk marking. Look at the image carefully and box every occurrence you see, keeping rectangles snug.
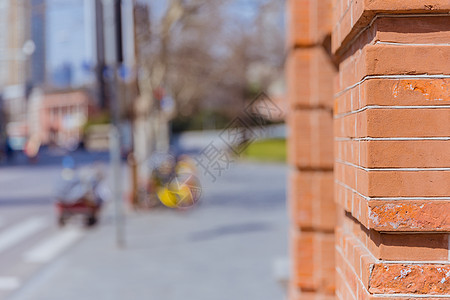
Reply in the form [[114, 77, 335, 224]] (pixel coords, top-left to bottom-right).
[[0, 217, 47, 254], [0, 277, 20, 290], [23, 228, 84, 263]]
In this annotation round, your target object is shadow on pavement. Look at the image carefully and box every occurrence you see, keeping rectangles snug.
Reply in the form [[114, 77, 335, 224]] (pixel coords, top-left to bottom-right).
[[188, 221, 272, 242]]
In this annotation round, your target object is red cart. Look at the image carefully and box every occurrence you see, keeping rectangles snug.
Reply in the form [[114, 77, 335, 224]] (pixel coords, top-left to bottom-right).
[[55, 165, 104, 227], [55, 198, 101, 227]]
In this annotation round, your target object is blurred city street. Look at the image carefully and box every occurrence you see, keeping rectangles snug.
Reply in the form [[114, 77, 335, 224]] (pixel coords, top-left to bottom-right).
[[0, 149, 287, 300], [0, 1, 288, 299]]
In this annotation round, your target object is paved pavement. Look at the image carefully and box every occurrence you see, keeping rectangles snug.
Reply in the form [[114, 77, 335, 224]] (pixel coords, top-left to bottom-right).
[[0, 147, 288, 300], [0, 206, 86, 300]]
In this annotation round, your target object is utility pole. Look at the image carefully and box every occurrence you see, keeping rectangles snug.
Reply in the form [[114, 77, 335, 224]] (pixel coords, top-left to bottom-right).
[[103, 0, 125, 248], [113, 0, 124, 248], [94, 0, 107, 108]]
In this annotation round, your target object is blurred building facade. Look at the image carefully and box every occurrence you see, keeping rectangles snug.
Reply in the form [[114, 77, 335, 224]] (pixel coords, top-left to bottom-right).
[[0, 0, 30, 88], [0, 0, 46, 149], [38, 90, 90, 147]]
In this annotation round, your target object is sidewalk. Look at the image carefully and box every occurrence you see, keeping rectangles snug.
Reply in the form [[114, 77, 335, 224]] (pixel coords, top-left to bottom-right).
[[9, 161, 288, 300]]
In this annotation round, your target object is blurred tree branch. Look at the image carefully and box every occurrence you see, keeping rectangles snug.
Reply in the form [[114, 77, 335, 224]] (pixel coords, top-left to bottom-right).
[[134, 0, 285, 121]]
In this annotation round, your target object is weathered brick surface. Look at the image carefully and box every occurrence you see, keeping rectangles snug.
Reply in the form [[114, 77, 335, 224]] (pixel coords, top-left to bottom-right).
[[342, 211, 450, 261], [335, 179, 450, 232], [337, 223, 450, 297], [290, 0, 450, 298], [370, 264, 450, 295], [334, 78, 450, 116], [331, 1, 450, 299], [368, 201, 450, 232]]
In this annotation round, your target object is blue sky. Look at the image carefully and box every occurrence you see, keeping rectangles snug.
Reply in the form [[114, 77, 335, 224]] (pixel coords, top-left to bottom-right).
[[47, 0, 89, 85]]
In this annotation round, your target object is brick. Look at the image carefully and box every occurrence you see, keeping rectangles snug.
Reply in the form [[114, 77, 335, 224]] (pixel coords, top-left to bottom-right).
[[370, 231, 449, 261], [335, 108, 450, 138], [289, 284, 302, 300], [335, 182, 450, 232], [370, 264, 450, 295], [332, 0, 450, 53], [338, 45, 450, 92], [290, 289, 336, 300], [291, 229, 335, 293], [364, 44, 450, 75], [289, 109, 334, 169], [346, 215, 450, 261], [365, 170, 450, 198], [334, 78, 450, 116], [286, 0, 333, 48], [375, 16, 450, 44], [365, 296, 448, 300], [335, 140, 450, 168], [291, 229, 315, 289], [363, 0, 450, 12], [289, 170, 336, 231], [286, 48, 336, 109], [368, 201, 450, 232], [336, 226, 450, 296], [335, 227, 375, 292]]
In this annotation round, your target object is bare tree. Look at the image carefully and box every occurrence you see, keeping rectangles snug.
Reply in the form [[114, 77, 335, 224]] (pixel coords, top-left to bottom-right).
[[132, 0, 229, 178], [132, 0, 285, 159]]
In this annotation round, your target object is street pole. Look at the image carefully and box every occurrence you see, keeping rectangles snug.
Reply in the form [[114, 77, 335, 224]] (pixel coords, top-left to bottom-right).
[[110, 123, 124, 248], [108, 0, 125, 248], [94, 0, 107, 109]]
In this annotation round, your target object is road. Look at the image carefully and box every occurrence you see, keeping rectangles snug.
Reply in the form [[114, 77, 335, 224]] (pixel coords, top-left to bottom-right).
[[0, 149, 109, 300], [0, 148, 288, 300]]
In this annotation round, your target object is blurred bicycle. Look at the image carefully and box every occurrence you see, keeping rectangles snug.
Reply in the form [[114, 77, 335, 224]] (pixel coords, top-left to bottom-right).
[[135, 152, 202, 209]]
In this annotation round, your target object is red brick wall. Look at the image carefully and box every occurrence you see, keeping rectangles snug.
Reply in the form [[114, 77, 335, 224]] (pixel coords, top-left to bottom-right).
[[332, 1, 450, 299], [286, 0, 337, 299], [287, 0, 450, 299]]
